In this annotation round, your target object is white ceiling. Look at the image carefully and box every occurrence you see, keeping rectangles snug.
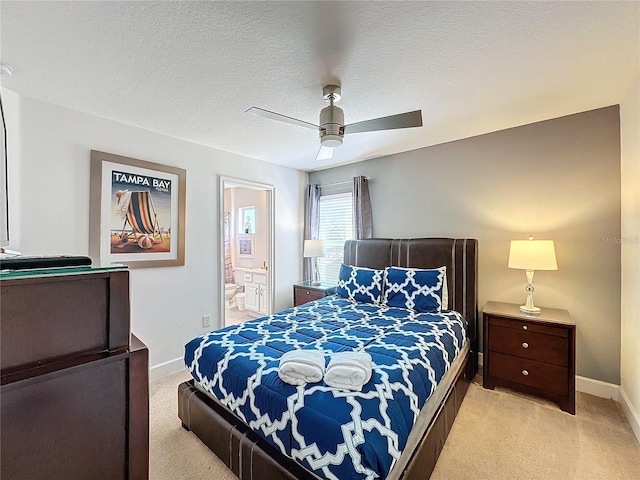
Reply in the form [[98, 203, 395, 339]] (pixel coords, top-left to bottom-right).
[[1, 1, 638, 172]]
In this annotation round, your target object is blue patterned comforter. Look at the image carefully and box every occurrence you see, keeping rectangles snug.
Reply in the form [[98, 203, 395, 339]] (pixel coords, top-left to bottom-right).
[[184, 296, 467, 480]]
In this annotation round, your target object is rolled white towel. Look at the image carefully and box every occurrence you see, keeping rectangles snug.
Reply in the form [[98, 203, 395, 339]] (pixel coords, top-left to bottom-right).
[[278, 349, 325, 386], [324, 351, 373, 391]]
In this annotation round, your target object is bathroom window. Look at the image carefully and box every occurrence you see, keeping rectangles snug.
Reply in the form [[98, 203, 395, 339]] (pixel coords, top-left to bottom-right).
[[239, 206, 256, 234]]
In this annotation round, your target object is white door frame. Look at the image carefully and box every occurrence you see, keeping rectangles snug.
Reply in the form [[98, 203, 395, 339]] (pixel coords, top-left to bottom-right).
[[219, 175, 275, 327]]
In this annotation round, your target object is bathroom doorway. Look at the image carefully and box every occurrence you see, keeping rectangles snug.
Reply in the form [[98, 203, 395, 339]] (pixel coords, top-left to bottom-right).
[[219, 176, 274, 328]]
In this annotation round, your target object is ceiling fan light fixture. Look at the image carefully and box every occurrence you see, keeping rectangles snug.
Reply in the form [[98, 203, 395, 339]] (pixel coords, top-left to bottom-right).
[[320, 133, 343, 147], [319, 104, 344, 147]]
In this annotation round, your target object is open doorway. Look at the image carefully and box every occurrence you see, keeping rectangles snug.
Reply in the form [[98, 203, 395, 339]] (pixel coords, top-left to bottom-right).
[[219, 176, 274, 328]]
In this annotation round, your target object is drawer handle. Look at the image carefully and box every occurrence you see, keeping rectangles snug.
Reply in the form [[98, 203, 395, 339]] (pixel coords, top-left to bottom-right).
[[306, 291, 311, 294], [522, 325, 528, 331], [522, 369, 529, 376], [522, 342, 529, 349]]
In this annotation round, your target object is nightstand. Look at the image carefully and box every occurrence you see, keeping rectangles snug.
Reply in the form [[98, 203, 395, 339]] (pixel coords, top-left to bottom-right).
[[293, 281, 337, 306], [483, 301, 576, 414]]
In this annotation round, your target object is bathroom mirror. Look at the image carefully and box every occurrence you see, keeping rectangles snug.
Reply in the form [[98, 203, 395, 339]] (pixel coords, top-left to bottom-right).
[[239, 206, 256, 234]]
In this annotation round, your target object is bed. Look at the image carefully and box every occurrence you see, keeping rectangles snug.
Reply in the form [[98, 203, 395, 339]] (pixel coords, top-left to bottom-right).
[[178, 238, 477, 480]]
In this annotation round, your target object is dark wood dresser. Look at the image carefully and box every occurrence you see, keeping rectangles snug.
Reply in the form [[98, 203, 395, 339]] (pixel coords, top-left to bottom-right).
[[483, 300, 576, 414], [293, 280, 337, 306], [1, 266, 149, 479]]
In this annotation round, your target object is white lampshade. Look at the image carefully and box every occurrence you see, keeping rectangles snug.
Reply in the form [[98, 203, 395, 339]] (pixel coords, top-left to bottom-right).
[[303, 239, 326, 258], [508, 239, 558, 271]]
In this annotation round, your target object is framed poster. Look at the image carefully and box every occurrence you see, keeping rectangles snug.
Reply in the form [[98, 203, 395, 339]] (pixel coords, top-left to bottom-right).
[[89, 150, 186, 268], [238, 235, 254, 258]]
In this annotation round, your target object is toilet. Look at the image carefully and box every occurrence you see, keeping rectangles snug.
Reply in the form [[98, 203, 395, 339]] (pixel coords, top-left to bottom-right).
[[224, 271, 244, 308], [225, 284, 239, 307]]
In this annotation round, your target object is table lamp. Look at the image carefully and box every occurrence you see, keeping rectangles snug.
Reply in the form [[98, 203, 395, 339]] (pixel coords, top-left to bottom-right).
[[303, 239, 325, 286], [508, 235, 558, 314]]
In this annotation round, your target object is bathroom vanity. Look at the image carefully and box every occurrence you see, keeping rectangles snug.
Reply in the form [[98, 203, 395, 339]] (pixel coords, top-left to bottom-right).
[[241, 268, 269, 315]]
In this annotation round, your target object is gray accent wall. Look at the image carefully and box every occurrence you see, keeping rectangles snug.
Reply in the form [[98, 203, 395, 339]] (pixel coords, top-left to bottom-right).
[[310, 106, 621, 384]]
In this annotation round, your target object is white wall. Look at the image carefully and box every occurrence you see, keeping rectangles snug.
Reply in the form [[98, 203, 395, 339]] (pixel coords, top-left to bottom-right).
[[5, 92, 306, 376], [311, 106, 622, 385], [620, 75, 640, 439]]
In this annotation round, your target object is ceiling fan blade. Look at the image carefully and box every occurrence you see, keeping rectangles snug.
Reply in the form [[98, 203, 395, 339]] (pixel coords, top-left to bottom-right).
[[316, 145, 333, 161], [344, 110, 423, 134], [245, 107, 318, 130]]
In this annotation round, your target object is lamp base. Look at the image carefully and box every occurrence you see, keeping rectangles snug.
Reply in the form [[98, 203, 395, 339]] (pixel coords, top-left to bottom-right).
[[520, 275, 542, 314], [311, 259, 322, 287], [519, 305, 541, 315]]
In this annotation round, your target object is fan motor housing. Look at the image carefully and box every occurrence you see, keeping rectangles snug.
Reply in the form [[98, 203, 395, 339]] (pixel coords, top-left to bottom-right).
[[319, 105, 344, 147]]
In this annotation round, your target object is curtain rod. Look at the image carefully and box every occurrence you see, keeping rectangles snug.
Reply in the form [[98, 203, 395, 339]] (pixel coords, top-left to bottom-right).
[[318, 176, 372, 189]]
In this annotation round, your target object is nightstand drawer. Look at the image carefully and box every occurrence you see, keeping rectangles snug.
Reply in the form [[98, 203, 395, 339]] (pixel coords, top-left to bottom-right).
[[488, 316, 568, 337], [293, 283, 337, 307], [489, 325, 569, 366], [489, 352, 568, 395], [294, 288, 325, 305]]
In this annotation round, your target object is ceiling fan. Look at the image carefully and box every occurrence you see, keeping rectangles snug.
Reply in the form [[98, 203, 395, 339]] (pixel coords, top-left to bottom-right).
[[245, 85, 423, 161]]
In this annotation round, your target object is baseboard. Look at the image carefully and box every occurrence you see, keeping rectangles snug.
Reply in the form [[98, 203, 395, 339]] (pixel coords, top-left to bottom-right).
[[149, 356, 184, 382], [575, 375, 620, 401], [619, 387, 640, 442]]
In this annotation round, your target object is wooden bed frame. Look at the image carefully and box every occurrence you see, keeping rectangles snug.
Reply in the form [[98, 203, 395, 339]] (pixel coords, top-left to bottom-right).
[[178, 238, 478, 479]]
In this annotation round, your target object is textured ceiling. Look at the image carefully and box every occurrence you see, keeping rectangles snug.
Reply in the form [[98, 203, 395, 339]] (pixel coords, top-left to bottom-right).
[[1, 1, 638, 172]]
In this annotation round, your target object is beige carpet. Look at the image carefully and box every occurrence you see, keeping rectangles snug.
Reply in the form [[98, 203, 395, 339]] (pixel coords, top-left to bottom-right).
[[150, 371, 640, 479]]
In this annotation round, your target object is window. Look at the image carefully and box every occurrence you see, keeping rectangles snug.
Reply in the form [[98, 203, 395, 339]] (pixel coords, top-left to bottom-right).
[[239, 206, 256, 234], [317, 192, 353, 283]]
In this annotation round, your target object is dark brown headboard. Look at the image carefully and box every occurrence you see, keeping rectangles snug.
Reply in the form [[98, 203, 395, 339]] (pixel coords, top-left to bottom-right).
[[344, 238, 478, 368]]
